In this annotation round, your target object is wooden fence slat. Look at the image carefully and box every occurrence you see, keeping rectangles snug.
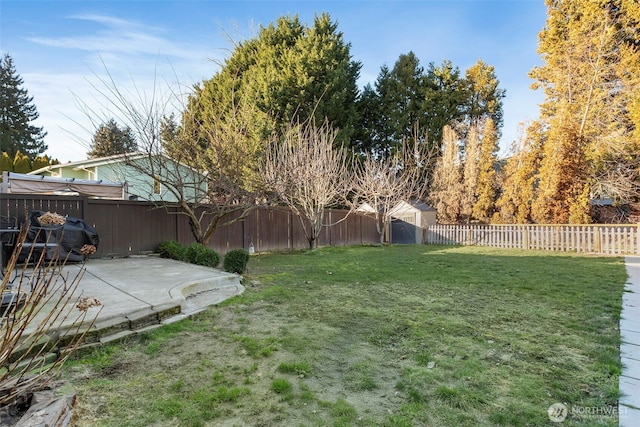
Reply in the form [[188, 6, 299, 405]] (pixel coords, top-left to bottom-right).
[[424, 223, 640, 256], [1, 195, 380, 256]]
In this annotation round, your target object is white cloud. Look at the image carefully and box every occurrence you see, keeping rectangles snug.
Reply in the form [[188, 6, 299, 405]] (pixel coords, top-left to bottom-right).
[[20, 13, 224, 162], [27, 13, 215, 64]]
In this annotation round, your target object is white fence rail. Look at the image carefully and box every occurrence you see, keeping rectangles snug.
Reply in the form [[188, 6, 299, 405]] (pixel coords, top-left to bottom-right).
[[425, 224, 640, 255]]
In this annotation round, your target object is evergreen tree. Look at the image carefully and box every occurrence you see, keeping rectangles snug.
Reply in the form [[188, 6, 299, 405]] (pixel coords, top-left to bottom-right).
[[351, 83, 383, 157], [385, 52, 425, 151], [357, 56, 467, 158], [422, 60, 467, 149], [12, 151, 31, 173], [32, 154, 56, 171], [0, 152, 12, 173], [88, 119, 138, 158], [354, 65, 403, 158], [472, 118, 500, 222], [358, 55, 502, 160], [189, 13, 360, 151], [0, 53, 47, 159]]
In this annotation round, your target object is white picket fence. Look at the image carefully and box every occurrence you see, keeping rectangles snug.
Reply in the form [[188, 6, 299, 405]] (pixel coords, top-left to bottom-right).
[[425, 224, 640, 255]]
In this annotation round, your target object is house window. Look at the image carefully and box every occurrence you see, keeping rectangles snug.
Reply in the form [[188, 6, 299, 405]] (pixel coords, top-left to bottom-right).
[[153, 176, 161, 195]]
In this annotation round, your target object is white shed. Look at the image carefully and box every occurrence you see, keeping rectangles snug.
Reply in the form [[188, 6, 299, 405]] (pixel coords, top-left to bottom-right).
[[389, 200, 437, 244]]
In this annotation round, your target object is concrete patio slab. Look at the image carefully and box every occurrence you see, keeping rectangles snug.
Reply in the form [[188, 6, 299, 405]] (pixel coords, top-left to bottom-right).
[[14, 256, 244, 341]]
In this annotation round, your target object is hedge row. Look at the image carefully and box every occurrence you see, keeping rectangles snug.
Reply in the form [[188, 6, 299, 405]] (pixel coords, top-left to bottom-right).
[[156, 241, 250, 274]]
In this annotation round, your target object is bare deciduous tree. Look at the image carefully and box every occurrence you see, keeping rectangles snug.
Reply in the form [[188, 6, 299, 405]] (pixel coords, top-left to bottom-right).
[[350, 127, 435, 244], [76, 64, 263, 246], [262, 120, 352, 249]]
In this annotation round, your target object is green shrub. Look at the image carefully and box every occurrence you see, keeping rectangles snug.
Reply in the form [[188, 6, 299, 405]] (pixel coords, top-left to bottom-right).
[[223, 249, 250, 274], [156, 240, 186, 260], [185, 243, 220, 267]]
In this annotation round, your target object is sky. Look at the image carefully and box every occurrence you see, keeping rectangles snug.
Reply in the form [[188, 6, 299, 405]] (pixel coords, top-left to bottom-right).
[[1, 0, 548, 163]]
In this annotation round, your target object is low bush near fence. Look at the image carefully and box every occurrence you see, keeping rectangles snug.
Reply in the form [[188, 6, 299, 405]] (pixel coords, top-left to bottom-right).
[[156, 240, 186, 260], [185, 243, 220, 268], [155, 240, 221, 268], [223, 249, 250, 274]]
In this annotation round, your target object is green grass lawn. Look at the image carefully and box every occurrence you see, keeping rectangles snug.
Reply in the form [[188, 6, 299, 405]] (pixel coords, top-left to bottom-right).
[[63, 245, 626, 426]]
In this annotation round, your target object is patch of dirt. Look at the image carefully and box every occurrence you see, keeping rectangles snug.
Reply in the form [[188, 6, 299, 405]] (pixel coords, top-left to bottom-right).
[[67, 298, 413, 426], [99, 359, 137, 379]]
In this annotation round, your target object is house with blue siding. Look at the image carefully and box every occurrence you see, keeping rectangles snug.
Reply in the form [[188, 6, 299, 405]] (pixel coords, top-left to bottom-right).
[[29, 153, 207, 203]]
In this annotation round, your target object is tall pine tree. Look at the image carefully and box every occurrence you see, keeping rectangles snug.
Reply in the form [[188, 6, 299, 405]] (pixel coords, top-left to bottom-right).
[[189, 13, 360, 149], [88, 118, 138, 158], [472, 118, 500, 222], [0, 53, 47, 159]]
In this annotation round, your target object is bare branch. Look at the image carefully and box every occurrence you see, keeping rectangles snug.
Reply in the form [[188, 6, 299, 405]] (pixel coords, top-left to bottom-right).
[[1, 229, 101, 406], [350, 124, 437, 243], [262, 120, 352, 249], [74, 59, 262, 245]]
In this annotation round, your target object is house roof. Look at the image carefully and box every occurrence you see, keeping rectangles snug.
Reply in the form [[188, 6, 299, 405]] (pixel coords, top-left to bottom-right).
[[392, 200, 436, 212], [405, 200, 436, 211], [356, 202, 380, 213], [29, 152, 205, 176], [29, 152, 151, 175]]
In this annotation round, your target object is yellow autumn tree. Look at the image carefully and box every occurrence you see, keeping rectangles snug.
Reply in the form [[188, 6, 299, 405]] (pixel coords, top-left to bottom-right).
[[461, 124, 480, 223], [495, 122, 543, 224], [529, 0, 640, 223], [429, 125, 463, 223], [532, 104, 591, 223], [12, 150, 31, 173]]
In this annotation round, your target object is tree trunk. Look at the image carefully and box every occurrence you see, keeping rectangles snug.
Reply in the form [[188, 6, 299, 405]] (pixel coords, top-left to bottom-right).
[[375, 214, 385, 244], [188, 217, 205, 245], [308, 237, 317, 249]]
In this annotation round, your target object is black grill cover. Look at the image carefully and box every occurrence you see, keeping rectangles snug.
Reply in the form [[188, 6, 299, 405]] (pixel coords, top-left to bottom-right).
[[25, 211, 100, 262]]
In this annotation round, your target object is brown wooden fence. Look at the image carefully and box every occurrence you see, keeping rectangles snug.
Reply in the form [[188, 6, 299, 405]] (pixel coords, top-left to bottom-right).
[[0, 194, 380, 257], [425, 223, 640, 255]]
